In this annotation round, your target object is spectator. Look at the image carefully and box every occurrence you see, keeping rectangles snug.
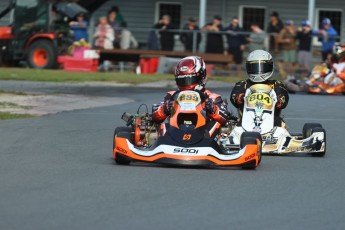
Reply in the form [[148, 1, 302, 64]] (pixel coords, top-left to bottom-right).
[[296, 20, 312, 70], [107, 7, 121, 48], [119, 22, 138, 50], [267, 11, 284, 52], [278, 20, 297, 78], [202, 15, 224, 54], [180, 17, 201, 52], [69, 13, 88, 42], [314, 18, 338, 61], [153, 15, 175, 51], [225, 16, 246, 75], [94, 16, 114, 49], [247, 23, 266, 51]]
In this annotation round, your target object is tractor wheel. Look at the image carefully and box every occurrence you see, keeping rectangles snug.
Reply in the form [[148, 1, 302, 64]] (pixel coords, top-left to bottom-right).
[[27, 40, 57, 69]]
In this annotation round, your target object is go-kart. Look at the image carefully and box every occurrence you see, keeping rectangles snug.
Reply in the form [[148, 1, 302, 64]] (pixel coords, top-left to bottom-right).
[[229, 84, 326, 156], [285, 63, 345, 95], [113, 90, 262, 169]]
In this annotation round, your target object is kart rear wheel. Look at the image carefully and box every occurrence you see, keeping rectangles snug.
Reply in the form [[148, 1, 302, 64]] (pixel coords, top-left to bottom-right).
[[240, 132, 262, 169], [303, 123, 322, 139], [114, 131, 132, 165], [311, 127, 326, 157]]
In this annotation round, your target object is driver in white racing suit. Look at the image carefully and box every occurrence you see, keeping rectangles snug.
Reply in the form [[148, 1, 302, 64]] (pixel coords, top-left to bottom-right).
[[230, 50, 289, 127]]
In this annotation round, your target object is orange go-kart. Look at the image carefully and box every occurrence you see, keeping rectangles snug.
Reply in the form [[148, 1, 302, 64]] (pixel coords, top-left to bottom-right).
[[285, 64, 345, 95], [113, 90, 262, 169], [308, 65, 345, 94]]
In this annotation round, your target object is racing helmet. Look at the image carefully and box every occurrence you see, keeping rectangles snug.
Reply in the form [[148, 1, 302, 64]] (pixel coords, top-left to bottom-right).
[[246, 50, 274, 83], [175, 56, 207, 91], [332, 43, 345, 62]]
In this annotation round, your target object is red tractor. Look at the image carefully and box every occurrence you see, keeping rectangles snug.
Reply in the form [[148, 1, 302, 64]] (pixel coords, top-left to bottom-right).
[[0, 0, 88, 69]]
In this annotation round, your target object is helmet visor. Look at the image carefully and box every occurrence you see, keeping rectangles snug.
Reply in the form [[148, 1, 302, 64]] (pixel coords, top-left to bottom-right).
[[175, 75, 199, 87], [246, 60, 273, 75]]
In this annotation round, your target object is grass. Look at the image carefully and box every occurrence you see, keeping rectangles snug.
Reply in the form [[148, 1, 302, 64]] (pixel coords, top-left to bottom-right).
[[0, 112, 36, 120], [0, 68, 244, 84], [0, 102, 32, 109]]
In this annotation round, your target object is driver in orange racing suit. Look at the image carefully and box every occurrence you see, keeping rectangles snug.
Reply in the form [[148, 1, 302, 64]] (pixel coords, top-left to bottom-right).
[[332, 43, 345, 82], [230, 50, 289, 127], [153, 56, 230, 125]]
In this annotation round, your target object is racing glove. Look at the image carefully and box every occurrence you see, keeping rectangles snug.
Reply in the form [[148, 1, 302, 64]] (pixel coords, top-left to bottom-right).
[[163, 100, 173, 116], [205, 98, 216, 114]]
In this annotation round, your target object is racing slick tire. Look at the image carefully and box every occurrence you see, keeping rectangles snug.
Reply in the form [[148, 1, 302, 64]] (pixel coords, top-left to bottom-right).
[[311, 127, 326, 157], [303, 123, 322, 139], [114, 130, 132, 165], [240, 132, 262, 169]]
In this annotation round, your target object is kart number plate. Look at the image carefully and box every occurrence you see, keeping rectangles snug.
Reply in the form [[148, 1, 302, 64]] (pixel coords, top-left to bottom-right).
[[247, 92, 272, 106]]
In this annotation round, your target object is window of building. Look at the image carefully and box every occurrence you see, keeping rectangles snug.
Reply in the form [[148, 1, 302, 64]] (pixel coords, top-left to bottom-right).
[[315, 9, 342, 42], [239, 6, 266, 31], [155, 2, 182, 28]]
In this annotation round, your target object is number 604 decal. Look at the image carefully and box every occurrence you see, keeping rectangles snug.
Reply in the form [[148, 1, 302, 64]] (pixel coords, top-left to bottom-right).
[[247, 93, 272, 105]]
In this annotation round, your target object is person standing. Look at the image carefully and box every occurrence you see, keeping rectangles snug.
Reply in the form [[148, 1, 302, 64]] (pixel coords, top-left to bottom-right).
[[267, 11, 284, 53], [202, 15, 224, 54], [69, 13, 88, 42], [278, 20, 297, 78], [247, 23, 266, 52], [224, 17, 246, 76], [119, 22, 138, 50], [107, 8, 121, 48], [153, 15, 175, 51], [314, 18, 338, 61], [94, 17, 114, 49], [296, 20, 312, 70], [180, 17, 201, 52]]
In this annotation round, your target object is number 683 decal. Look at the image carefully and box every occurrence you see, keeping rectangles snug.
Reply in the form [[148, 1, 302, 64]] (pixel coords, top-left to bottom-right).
[[247, 92, 272, 106]]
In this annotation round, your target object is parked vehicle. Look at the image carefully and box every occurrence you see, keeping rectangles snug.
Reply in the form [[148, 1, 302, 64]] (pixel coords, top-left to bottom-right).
[[0, 0, 87, 69]]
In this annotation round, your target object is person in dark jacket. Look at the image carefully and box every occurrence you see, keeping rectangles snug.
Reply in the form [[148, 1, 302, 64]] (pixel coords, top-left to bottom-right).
[[180, 17, 201, 52], [230, 50, 289, 127], [224, 17, 246, 75], [202, 15, 224, 54], [153, 14, 175, 51], [296, 20, 312, 70], [267, 11, 284, 52]]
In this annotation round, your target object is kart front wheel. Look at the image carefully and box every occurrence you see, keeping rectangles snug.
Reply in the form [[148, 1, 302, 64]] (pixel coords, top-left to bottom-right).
[[303, 123, 322, 139], [311, 127, 326, 157], [114, 131, 132, 165], [240, 132, 262, 169]]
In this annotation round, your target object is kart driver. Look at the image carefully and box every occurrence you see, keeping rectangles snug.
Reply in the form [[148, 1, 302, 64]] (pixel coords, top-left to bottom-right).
[[152, 56, 230, 125], [329, 43, 345, 84], [230, 49, 289, 126]]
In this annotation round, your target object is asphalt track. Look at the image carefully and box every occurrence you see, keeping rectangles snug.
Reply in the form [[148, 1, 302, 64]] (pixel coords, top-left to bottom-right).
[[1, 82, 345, 230]]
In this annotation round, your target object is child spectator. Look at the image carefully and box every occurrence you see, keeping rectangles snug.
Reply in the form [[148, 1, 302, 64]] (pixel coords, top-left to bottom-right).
[[119, 22, 138, 50], [94, 16, 114, 49]]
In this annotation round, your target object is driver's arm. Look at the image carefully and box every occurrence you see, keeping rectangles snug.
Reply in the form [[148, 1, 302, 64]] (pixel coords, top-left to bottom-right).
[[274, 81, 289, 109], [230, 80, 247, 108], [205, 91, 230, 125], [152, 91, 175, 123]]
